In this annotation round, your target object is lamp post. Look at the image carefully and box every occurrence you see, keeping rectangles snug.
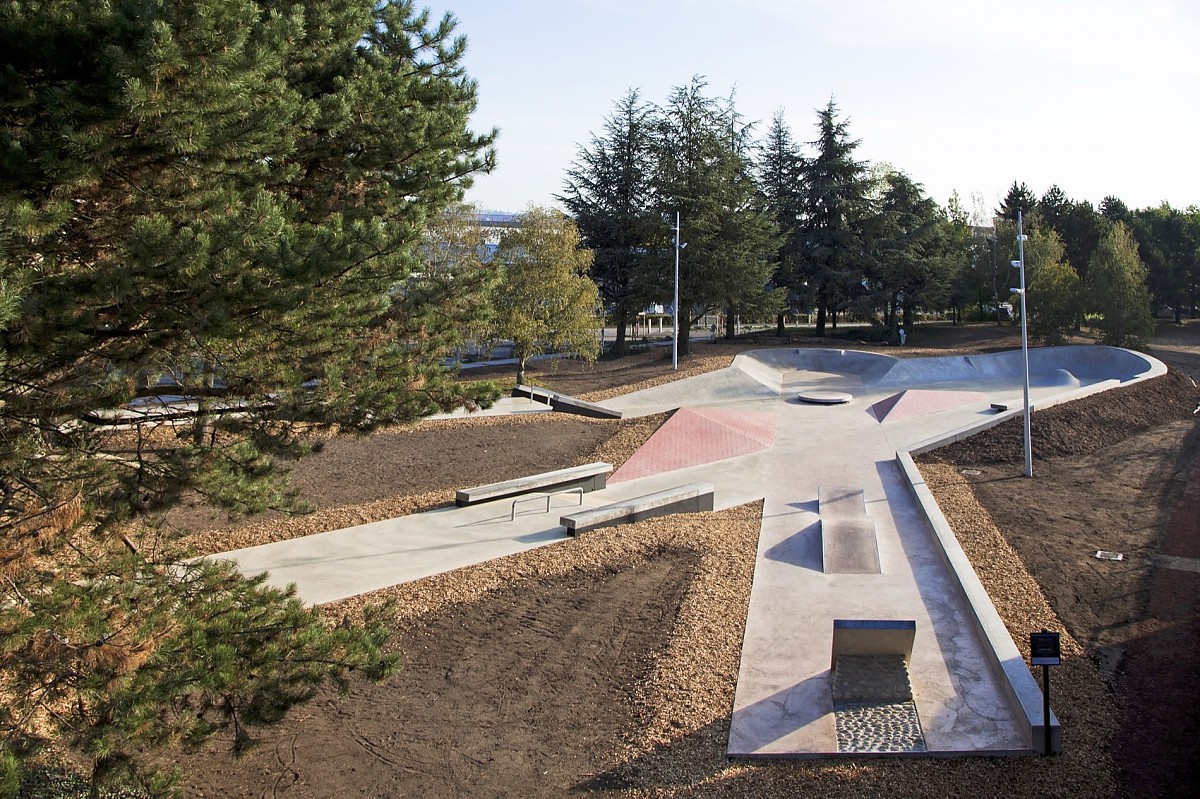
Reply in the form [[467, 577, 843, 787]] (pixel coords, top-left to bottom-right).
[[672, 211, 683, 370], [1010, 209, 1033, 478]]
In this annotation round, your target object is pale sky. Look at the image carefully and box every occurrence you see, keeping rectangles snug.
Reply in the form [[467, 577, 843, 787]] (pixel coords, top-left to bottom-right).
[[420, 0, 1199, 219]]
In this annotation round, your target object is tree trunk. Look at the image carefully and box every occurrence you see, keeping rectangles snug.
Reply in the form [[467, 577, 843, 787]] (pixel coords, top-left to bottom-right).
[[724, 308, 736, 340], [776, 312, 786, 337], [815, 302, 827, 337], [613, 308, 628, 355], [516, 357, 527, 387]]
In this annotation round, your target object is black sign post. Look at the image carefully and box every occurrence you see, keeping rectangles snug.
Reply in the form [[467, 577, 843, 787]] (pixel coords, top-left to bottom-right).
[[1030, 629, 1061, 755]]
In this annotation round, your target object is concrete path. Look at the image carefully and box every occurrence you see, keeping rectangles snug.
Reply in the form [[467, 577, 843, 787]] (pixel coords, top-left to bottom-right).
[[218, 344, 1165, 755]]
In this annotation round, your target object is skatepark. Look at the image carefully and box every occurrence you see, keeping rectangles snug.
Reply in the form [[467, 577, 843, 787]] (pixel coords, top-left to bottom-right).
[[221, 344, 1166, 758]]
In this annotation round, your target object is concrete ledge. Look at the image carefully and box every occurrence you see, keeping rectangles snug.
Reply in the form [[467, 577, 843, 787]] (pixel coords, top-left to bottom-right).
[[896, 451, 1061, 753], [456, 462, 612, 507], [560, 481, 714, 536], [831, 619, 916, 670], [513, 384, 623, 419]]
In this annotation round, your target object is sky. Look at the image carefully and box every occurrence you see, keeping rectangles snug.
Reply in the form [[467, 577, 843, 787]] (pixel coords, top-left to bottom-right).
[[419, 0, 1199, 220]]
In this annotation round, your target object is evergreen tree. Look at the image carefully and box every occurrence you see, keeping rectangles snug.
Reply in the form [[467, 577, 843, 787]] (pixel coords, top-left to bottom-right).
[[652, 78, 779, 353], [1058, 199, 1103, 279], [794, 98, 873, 336], [1131, 203, 1189, 323], [755, 110, 807, 335], [996, 181, 1039, 223], [1100, 195, 1132, 223], [1085, 223, 1156, 347], [865, 169, 949, 342], [491, 206, 601, 385], [559, 89, 659, 355], [1, 0, 495, 787], [1038, 185, 1070, 234]]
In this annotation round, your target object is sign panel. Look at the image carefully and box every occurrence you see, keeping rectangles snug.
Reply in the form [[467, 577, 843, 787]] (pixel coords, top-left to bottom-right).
[[1030, 631, 1061, 666]]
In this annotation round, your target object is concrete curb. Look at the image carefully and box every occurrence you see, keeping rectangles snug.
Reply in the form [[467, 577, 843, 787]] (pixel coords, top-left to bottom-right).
[[896, 451, 1059, 753], [889, 354, 1168, 754]]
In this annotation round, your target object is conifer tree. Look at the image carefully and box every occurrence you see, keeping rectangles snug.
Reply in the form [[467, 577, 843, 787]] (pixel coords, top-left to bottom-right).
[[996, 181, 1040, 224], [756, 111, 807, 335], [559, 89, 659, 355], [1, 0, 495, 788], [794, 98, 873, 336], [866, 169, 949, 342], [653, 78, 779, 352]]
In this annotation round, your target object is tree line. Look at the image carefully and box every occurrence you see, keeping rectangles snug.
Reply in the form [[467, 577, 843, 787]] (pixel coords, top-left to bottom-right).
[[559, 81, 1198, 352]]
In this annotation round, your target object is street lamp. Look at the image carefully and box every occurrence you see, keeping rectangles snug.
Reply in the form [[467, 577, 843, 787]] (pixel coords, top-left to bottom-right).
[[1009, 208, 1033, 478], [672, 212, 686, 370]]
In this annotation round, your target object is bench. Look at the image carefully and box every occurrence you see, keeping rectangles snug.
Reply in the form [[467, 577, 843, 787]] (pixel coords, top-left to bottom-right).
[[560, 482, 715, 536], [455, 462, 612, 507]]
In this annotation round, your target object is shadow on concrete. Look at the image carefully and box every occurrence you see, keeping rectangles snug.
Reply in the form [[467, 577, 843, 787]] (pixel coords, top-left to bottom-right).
[[763, 521, 822, 571]]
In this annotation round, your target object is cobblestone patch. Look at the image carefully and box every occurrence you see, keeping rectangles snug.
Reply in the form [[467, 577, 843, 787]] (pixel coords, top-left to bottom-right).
[[834, 700, 927, 753], [832, 654, 927, 753]]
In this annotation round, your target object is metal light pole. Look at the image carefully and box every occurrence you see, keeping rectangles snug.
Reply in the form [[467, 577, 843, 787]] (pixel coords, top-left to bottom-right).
[[672, 211, 681, 371], [1015, 209, 1033, 478]]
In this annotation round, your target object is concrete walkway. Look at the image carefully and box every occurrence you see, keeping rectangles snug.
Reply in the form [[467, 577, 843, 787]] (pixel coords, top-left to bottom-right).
[[219, 344, 1165, 756]]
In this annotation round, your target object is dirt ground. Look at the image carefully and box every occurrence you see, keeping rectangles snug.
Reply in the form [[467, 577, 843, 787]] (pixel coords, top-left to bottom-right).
[[165, 323, 1200, 799]]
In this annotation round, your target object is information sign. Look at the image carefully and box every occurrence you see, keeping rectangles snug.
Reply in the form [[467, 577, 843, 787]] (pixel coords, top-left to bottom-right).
[[1030, 631, 1061, 666]]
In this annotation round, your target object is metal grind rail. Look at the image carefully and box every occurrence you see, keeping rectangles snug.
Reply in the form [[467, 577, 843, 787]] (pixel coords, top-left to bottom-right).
[[510, 487, 584, 521]]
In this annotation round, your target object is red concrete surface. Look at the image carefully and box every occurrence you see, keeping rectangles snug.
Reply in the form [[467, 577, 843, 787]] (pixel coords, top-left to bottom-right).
[[870, 389, 988, 422], [611, 407, 777, 483]]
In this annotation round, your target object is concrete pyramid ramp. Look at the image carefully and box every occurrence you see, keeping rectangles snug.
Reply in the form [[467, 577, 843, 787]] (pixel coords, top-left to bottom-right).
[[870, 388, 988, 422], [611, 407, 776, 482]]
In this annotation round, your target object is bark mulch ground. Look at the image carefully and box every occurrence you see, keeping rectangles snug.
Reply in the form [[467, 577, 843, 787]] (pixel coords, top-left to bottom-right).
[[161, 323, 1199, 799]]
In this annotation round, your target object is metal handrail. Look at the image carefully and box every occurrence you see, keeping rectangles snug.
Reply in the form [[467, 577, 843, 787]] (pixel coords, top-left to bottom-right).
[[511, 487, 584, 521]]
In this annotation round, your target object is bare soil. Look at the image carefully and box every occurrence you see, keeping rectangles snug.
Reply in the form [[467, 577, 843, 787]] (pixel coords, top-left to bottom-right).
[[167, 323, 1200, 799]]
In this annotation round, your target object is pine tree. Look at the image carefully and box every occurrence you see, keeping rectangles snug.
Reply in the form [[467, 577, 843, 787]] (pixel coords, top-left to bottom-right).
[[996, 181, 1039, 223], [756, 111, 807, 335], [864, 168, 950, 342], [794, 98, 873, 336], [559, 89, 659, 355], [653, 79, 780, 353], [1, 0, 495, 788]]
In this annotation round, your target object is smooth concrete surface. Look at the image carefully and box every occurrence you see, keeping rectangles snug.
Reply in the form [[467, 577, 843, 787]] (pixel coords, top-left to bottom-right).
[[820, 517, 881, 574], [216, 344, 1164, 756]]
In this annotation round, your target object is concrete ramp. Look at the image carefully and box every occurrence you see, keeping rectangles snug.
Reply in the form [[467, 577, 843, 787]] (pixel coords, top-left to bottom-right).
[[603, 365, 778, 416], [731, 344, 1163, 394], [611, 407, 777, 482], [870, 389, 989, 422], [819, 486, 881, 574]]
